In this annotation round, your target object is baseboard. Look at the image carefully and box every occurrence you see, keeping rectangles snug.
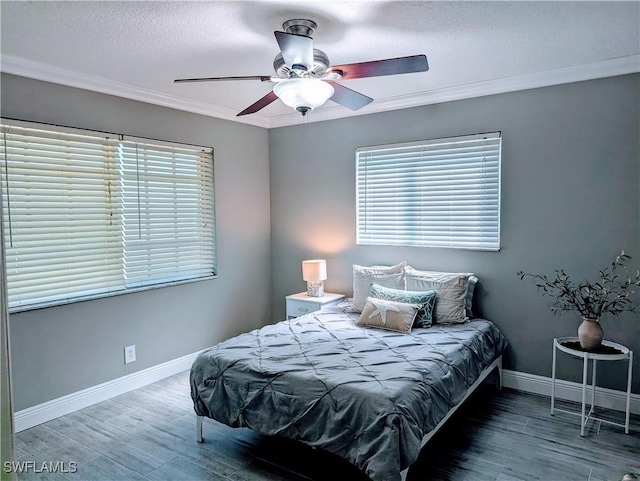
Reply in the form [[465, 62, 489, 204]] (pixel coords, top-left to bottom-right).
[[502, 369, 640, 415], [13, 349, 203, 432], [13, 361, 638, 433]]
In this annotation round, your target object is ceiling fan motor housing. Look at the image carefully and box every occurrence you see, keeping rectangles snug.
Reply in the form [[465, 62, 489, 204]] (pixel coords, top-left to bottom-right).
[[273, 19, 330, 78], [273, 49, 330, 78], [282, 19, 317, 37]]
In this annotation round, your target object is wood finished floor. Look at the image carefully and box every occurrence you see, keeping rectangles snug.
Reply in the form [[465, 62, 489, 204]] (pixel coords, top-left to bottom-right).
[[14, 370, 640, 481]]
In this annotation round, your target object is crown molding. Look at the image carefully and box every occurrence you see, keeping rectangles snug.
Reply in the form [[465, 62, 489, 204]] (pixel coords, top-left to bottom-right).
[[0, 55, 271, 129], [268, 55, 640, 128], [2, 54, 638, 130]]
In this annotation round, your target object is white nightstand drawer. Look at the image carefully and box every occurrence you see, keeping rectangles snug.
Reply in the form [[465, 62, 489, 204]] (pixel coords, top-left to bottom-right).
[[285, 292, 345, 320], [287, 299, 316, 318]]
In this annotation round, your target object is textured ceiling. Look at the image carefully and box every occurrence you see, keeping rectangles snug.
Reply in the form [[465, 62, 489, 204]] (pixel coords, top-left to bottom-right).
[[1, 1, 639, 128]]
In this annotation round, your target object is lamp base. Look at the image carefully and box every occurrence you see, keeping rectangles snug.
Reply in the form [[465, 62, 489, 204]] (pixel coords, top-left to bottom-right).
[[306, 281, 324, 297]]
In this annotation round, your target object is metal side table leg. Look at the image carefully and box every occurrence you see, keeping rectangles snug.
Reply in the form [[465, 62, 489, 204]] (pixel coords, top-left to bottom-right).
[[551, 339, 557, 415], [625, 351, 633, 434], [581, 354, 588, 437], [591, 359, 597, 418]]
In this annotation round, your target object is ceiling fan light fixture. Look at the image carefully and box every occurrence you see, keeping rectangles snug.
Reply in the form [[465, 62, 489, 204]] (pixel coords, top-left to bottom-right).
[[273, 78, 334, 115]]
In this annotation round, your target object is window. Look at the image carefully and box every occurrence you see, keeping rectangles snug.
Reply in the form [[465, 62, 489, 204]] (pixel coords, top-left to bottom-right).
[[1, 122, 215, 311], [356, 132, 501, 250]]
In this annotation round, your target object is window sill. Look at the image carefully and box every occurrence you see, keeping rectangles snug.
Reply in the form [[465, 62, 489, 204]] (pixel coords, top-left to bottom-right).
[[8, 275, 217, 314]]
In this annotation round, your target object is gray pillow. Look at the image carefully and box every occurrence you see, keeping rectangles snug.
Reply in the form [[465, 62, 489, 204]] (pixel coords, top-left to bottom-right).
[[369, 283, 437, 328], [405, 267, 477, 324], [465, 275, 479, 317]]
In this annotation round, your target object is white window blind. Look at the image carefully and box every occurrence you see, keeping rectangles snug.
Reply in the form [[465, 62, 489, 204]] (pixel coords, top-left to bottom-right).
[[1, 123, 215, 311], [120, 140, 215, 288], [356, 132, 501, 250]]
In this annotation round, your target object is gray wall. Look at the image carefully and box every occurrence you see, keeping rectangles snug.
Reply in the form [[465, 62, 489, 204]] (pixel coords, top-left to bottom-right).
[[2, 72, 638, 411], [269, 74, 640, 393], [1, 74, 272, 410]]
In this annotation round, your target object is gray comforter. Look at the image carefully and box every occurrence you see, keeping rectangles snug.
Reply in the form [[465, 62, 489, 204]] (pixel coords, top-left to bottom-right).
[[190, 308, 508, 481]]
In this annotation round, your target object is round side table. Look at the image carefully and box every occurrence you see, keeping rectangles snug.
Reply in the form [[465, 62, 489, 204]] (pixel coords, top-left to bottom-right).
[[551, 337, 633, 436]]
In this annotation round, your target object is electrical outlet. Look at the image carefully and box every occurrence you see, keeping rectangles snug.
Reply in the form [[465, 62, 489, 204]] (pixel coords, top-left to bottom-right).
[[124, 345, 136, 364]]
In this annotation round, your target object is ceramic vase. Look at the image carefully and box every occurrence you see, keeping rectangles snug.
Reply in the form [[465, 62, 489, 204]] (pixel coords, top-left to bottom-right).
[[577, 317, 603, 350]]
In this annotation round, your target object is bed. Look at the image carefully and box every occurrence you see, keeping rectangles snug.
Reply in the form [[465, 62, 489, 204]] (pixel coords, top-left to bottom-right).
[[190, 306, 508, 481]]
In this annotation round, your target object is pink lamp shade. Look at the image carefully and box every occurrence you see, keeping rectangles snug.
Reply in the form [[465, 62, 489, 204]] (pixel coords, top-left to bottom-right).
[[302, 260, 327, 297]]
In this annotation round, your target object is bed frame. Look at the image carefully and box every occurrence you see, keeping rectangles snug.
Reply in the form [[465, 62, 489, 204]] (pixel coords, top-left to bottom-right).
[[399, 355, 502, 480], [195, 354, 502, 480]]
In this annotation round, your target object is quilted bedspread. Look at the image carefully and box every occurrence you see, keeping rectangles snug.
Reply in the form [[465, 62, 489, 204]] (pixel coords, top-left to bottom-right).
[[190, 308, 508, 481]]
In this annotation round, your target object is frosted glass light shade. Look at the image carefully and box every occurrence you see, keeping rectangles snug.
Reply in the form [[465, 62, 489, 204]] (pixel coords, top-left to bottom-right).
[[274, 79, 334, 113], [302, 259, 327, 281]]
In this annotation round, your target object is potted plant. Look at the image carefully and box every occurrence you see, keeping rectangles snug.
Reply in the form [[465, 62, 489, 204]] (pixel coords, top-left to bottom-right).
[[516, 251, 640, 350]]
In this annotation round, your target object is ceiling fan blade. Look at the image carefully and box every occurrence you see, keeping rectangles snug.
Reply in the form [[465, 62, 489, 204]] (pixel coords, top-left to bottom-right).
[[327, 82, 373, 111], [237, 90, 279, 116], [330, 54, 429, 80], [174, 75, 272, 84], [274, 31, 313, 70]]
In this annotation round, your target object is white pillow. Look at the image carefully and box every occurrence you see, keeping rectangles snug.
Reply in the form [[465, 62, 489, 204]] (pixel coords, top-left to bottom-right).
[[404, 266, 478, 324], [352, 262, 406, 312]]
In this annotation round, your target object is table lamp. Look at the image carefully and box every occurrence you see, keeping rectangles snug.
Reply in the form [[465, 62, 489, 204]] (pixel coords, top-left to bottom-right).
[[302, 259, 327, 297]]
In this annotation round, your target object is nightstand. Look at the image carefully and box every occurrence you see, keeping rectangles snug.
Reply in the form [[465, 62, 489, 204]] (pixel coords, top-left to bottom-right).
[[285, 292, 345, 320], [551, 337, 633, 435]]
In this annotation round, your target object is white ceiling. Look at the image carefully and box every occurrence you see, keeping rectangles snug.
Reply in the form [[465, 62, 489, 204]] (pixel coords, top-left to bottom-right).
[[1, 1, 639, 129]]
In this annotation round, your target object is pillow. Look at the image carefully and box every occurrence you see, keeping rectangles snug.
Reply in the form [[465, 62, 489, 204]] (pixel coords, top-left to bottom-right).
[[465, 275, 479, 317], [405, 267, 477, 324], [369, 283, 437, 328], [356, 297, 419, 334], [352, 262, 406, 312]]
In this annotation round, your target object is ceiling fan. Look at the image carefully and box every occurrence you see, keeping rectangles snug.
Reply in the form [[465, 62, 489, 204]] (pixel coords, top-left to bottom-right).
[[174, 19, 429, 117]]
